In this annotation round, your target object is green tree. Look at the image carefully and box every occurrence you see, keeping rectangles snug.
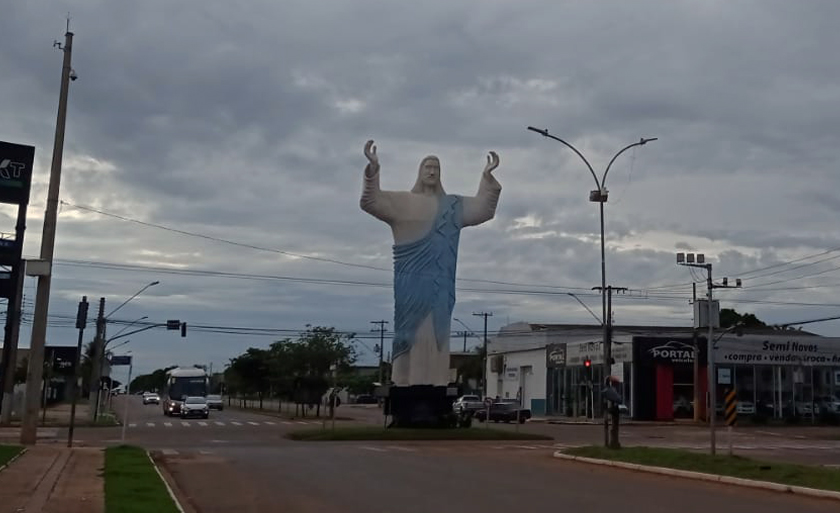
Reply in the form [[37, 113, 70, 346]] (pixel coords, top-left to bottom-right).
[[719, 308, 767, 329]]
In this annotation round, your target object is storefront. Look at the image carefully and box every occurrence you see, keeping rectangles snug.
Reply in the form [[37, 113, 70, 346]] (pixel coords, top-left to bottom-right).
[[632, 337, 707, 421]]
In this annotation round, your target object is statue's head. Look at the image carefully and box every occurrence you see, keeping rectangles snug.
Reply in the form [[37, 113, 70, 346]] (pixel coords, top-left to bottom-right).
[[411, 156, 446, 196]]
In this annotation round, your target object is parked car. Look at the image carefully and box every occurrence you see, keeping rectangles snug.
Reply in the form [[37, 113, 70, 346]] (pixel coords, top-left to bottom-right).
[[142, 393, 160, 405], [354, 394, 378, 404], [816, 396, 840, 414], [452, 395, 484, 414], [736, 401, 756, 415], [180, 396, 210, 419], [206, 394, 224, 411], [474, 402, 531, 423]]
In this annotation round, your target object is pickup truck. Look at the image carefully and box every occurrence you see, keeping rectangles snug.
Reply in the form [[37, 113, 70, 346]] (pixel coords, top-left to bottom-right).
[[452, 395, 484, 414], [474, 402, 531, 424]]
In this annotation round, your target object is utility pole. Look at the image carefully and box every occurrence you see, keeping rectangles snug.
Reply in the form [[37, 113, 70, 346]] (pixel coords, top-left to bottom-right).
[[473, 312, 493, 398], [370, 320, 388, 384], [461, 331, 468, 352], [21, 26, 75, 445], [88, 298, 105, 421], [0, 264, 26, 425], [692, 282, 701, 423], [677, 252, 741, 456], [592, 285, 626, 449]]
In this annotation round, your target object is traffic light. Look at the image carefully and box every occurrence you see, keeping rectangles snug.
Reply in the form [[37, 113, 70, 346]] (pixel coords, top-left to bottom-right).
[[180, 322, 187, 338], [583, 357, 592, 382]]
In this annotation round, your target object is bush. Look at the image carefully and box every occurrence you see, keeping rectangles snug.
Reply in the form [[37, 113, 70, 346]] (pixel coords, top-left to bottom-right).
[[818, 411, 839, 426], [749, 412, 768, 424]]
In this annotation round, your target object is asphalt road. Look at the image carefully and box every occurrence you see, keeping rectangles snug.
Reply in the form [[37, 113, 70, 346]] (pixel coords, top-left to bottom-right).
[[71, 397, 839, 512]]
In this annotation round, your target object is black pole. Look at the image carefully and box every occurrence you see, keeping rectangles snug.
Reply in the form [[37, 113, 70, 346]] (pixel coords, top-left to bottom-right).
[[68, 296, 88, 447]]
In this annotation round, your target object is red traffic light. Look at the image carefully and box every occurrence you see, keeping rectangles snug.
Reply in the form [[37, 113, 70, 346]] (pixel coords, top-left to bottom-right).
[[584, 358, 591, 368]]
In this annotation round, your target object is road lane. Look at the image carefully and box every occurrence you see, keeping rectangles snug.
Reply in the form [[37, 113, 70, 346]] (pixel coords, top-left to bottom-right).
[[158, 442, 839, 513]]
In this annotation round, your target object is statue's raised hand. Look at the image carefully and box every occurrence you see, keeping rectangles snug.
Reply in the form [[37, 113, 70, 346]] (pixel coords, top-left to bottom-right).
[[364, 140, 380, 175], [483, 151, 499, 176]]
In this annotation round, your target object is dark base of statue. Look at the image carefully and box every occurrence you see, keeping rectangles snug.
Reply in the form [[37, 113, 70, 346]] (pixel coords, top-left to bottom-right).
[[383, 385, 462, 428]]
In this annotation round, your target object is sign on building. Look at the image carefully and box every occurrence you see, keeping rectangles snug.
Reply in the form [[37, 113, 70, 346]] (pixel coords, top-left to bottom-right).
[[716, 336, 840, 366], [545, 343, 566, 368]]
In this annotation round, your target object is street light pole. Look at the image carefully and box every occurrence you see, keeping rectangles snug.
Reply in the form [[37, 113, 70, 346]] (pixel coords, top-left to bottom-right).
[[527, 126, 656, 449]]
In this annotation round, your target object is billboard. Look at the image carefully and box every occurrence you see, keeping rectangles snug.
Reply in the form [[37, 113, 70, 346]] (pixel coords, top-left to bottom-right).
[[0, 141, 35, 205]]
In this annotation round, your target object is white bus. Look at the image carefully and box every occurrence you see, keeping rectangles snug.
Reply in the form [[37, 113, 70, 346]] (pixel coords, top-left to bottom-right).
[[162, 367, 209, 416]]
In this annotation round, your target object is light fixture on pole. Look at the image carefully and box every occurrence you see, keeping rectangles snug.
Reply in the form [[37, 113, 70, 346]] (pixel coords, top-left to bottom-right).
[[528, 126, 657, 449], [676, 251, 741, 456]]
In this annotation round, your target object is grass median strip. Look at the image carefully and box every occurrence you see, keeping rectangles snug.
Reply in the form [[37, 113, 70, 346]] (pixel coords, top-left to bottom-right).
[[0, 444, 23, 467], [287, 426, 553, 441], [565, 446, 840, 492], [105, 445, 180, 513]]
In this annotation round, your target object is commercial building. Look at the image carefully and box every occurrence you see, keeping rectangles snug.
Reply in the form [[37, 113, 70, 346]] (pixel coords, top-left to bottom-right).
[[486, 322, 840, 420]]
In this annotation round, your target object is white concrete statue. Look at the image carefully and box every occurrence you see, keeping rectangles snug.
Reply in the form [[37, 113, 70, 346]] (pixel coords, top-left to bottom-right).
[[360, 140, 502, 386]]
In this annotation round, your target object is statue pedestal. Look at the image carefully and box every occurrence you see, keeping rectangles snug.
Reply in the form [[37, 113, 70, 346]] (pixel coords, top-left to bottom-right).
[[384, 385, 460, 428]]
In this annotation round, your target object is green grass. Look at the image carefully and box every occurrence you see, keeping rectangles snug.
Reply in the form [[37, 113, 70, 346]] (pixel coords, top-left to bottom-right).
[[287, 426, 553, 441], [0, 445, 23, 467], [104, 446, 180, 513], [566, 446, 840, 492]]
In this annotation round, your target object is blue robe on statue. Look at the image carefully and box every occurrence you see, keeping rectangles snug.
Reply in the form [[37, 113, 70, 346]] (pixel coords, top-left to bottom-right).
[[392, 195, 463, 359]]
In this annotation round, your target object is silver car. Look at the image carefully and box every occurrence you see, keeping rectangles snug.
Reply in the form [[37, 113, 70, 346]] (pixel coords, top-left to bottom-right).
[[180, 396, 210, 419], [206, 394, 224, 411]]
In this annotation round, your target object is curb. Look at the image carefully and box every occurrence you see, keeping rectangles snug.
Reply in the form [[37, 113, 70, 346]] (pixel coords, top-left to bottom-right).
[[0, 447, 27, 474], [147, 451, 188, 513], [553, 452, 840, 502]]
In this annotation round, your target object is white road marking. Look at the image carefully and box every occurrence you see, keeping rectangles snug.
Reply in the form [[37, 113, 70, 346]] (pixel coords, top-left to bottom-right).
[[128, 423, 137, 428], [385, 446, 416, 452], [146, 422, 155, 427], [164, 422, 172, 427], [161, 449, 178, 456], [248, 421, 260, 426], [181, 421, 190, 427], [281, 421, 293, 425], [198, 421, 208, 426], [199, 450, 213, 455], [215, 422, 225, 426], [360, 446, 387, 452], [295, 421, 308, 425], [264, 421, 276, 425], [231, 421, 243, 426]]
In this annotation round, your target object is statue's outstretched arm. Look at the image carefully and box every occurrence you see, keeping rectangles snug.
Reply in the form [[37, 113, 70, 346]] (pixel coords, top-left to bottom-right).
[[462, 151, 502, 227], [360, 139, 395, 223]]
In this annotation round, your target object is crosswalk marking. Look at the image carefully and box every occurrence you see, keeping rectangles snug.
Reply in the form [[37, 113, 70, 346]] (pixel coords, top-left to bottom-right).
[[295, 421, 308, 425], [215, 421, 225, 426], [164, 422, 172, 427], [281, 421, 292, 425], [146, 422, 155, 427], [385, 446, 416, 452], [198, 421, 208, 426], [231, 421, 243, 426], [265, 421, 276, 425], [129, 423, 137, 428], [248, 421, 260, 426], [181, 421, 190, 427], [161, 449, 178, 456]]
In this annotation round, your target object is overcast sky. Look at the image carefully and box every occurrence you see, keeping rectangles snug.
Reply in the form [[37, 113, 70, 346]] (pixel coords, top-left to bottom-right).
[[3, 0, 840, 378]]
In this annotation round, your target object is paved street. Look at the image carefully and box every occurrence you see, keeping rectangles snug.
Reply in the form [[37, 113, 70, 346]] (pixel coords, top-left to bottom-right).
[[54, 396, 838, 511]]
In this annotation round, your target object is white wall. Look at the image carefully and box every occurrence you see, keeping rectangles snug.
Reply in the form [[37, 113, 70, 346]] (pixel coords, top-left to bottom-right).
[[487, 348, 546, 409]]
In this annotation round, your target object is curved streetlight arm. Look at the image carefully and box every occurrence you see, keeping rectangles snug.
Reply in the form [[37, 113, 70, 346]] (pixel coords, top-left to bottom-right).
[[106, 281, 160, 319], [107, 316, 148, 342], [602, 137, 658, 188], [452, 317, 482, 340], [107, 323, 162, 344], [527, 126, 600, 190]]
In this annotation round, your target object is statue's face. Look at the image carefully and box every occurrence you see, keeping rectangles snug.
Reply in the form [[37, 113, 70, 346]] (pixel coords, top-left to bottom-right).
[[421, 159, 440, 187]]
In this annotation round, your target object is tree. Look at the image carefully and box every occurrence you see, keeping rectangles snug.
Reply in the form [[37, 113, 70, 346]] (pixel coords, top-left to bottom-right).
[[129, 366, 177, 394], [720, 308, 767, 329]]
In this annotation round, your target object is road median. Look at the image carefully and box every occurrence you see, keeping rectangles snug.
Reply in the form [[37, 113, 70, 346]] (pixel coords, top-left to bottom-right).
[[555, 445, 840, 501], [288, 426, 553, 441], [0, 444, 24, 470], [105, 445, 183, 513]]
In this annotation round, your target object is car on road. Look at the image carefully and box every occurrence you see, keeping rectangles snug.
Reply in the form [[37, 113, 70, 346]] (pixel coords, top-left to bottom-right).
[[452, 395, 484, 414], [206, 394, 224, 411], [474, 402, 531, 423], [354, 394, 378, 404], [180, 396, 210, 419], [142, 392, 160, 405]]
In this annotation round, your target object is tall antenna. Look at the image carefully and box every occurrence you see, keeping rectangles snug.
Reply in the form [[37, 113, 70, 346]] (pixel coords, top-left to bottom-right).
[[66, 12, 71, 33]]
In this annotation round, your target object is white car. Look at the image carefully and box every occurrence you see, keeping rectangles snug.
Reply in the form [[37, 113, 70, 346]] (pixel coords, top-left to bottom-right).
[[142, 393, 160, 405]]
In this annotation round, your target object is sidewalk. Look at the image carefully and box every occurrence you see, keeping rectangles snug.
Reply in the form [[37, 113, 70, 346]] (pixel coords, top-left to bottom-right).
[[0, 445, 104, 513]]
